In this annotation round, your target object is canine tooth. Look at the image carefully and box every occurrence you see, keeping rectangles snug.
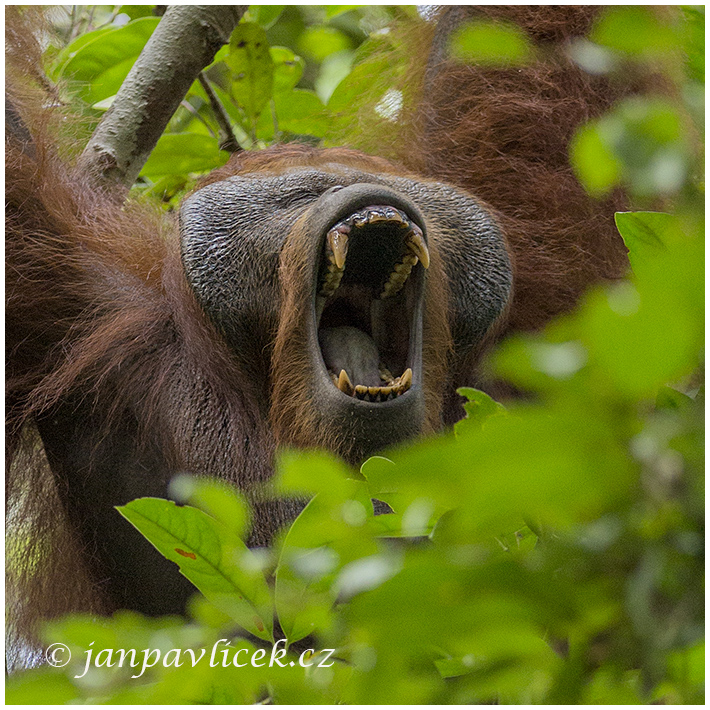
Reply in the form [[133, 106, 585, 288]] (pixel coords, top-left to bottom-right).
[[326, 229, 348, 269], [337, 369, 354, 395], [400, 368, 413, 391], [407, 227, 430, 269]]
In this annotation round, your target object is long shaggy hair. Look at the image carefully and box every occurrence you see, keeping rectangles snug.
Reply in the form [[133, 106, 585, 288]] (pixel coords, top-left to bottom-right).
[[7, 5, 655, 660]]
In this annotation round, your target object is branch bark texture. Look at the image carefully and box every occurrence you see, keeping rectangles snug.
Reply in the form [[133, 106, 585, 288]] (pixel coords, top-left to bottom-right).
[[79, 5, 246, 193]]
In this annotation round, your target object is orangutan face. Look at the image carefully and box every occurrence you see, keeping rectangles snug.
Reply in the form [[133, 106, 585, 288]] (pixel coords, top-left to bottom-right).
[[180, 151, 512, 461]]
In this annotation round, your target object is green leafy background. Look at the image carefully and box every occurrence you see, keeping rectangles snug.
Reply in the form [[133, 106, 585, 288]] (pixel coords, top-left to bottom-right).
[[8, 5, 704, 704]]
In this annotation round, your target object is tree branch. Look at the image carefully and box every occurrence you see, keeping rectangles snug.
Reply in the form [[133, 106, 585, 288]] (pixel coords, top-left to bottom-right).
[[78, 5, 246, 193]]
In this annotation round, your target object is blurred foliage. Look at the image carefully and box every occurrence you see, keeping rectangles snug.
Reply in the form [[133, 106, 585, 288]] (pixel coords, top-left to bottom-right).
[[44, 4, 405, 205], [450, 20, 534, 66], [8, 4, 704, 705]]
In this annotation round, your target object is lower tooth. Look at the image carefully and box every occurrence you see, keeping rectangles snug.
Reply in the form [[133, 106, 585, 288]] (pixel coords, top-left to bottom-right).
[[337, 369, 354, 395]]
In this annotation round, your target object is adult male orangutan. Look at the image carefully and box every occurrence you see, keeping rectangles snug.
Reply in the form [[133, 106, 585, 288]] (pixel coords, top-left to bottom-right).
[[6, 6, 634, 648]]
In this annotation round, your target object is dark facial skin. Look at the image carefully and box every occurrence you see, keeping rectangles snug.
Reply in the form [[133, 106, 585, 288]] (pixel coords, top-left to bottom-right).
[[181, 162, 513, 462]]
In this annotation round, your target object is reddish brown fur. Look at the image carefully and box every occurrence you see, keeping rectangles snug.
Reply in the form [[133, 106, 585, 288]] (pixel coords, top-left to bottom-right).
[[334, 7, 666, 333], [7, 6, 649, 656]]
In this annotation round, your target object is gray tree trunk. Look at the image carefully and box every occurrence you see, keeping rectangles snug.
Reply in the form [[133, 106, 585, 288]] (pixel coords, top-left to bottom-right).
[[78, 5, 246, 193]]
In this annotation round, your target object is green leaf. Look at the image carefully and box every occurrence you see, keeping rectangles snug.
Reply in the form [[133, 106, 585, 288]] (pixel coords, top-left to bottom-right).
[[328, 55, 391, 118], [326, 6, 362, 19], [225, 22, 274, 125], [580, 246, 703, 397], [298, 26, 353, 61], [592, 6, 679, 57], [6, 668, 79, 704], [170, 473, 250, 540], [574, 98, 690, 199], [276, 449, 354, 498], [270, 46, 305, 94], [118, 498, 273, 641], [280, 92, 327, 133], [455, 387, 506, 436], [274, 451, 378, 643], [275, 484, 377, 643], [360, 455, 411, 513], [50, 26, 114, 81], [119, 5, 157, 20], [58, 18, 160, 104], [614, 211, 679, 274], [376, 404, 634, 541], [141, 133, 228, 179], [315, 49, 355, 103], [248, 5, 285, 29], [680, 6, 705, 83], [450, 20, 534, 66], [570, 122, 622, 197], [361, 455, 448, 533]]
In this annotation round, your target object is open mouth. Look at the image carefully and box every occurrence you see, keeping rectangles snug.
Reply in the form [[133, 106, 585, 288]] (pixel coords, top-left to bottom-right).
[[314, 202, 429, 404]]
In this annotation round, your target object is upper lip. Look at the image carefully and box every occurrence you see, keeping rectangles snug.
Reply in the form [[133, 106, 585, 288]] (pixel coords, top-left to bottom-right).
[[306, 183, 429, 406]]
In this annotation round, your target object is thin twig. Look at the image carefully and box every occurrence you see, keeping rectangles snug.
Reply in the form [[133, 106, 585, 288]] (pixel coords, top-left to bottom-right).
[[198, 73, 242, 153], [179, 98, 218, 139]]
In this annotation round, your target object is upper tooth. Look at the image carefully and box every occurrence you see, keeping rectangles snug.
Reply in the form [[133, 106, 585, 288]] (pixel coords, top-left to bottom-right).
[[380, 282, 398, 299], [394, 262, 413, 275], [407, 227, 429, 269], [327, 228, 348, 269], [400, 368, 413, 390]]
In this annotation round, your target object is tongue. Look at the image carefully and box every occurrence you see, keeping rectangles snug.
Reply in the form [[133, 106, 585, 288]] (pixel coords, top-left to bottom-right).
[[319, 326, 382, 386]]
